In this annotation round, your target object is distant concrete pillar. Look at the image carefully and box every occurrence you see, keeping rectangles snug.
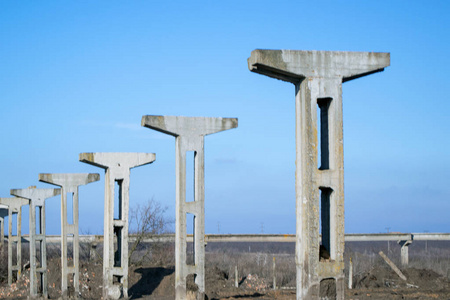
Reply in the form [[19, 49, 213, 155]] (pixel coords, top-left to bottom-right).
[[0, 198, 28, 285], [248, 50, 390, 300], [39, 173, 100, 297], [10, 187, 60, 299], [398, 240, 412, 266], [142, 115, 238, 300], [80, 152, 156, 299]]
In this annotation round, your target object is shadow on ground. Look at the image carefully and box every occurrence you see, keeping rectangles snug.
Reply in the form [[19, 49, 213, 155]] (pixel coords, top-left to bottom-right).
[[129, 266, 175, 299]]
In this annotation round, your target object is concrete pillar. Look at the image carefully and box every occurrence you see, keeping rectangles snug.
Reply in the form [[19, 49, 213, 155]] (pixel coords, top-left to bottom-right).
[[398, 240, 412, 266], [248, 50, 390, 300], [0, 198, 28, 285], [39, 173, 100, 297], [142, 115, 238, 300], [79, 152, 156, 299], [10, 187, 60, 299]]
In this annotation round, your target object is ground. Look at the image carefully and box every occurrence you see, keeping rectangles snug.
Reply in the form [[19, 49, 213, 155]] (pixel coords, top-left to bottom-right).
[[0, 259, 449, 299]]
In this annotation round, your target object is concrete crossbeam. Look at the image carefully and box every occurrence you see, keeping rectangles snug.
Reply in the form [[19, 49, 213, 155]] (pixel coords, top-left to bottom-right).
[[0, 198, 28, 285], [248, 49, 390, 300], [39, 173, 100, 297], [142, 115, 237, 300], [10, 187, 60, 299], [80, 152, 155, 299]]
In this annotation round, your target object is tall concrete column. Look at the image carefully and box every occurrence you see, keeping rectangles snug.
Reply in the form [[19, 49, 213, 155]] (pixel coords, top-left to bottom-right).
[[248, 50, 390, 299], [39, 173, 100, 297], [10, 187, 61, 299], [0, 198, 28, 285], [398, 240, 412, 266], [79, 152, 156, 299], [142, 115, 238, 300]]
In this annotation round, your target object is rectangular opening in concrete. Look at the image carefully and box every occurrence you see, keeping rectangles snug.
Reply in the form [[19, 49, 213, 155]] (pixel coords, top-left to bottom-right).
[[114, 180, 123, 220], [114, 226, 122, 267], [186, 212, 194, 265], [12, 241, 17, 265], [319, 187, 332, 260], [35, 207, 41, 234], [36, 239, 42, 268], [320, 278, 336, 299], [12, 270, 18, 282], [11, 213, 17, 236], [186, 151, 196, 202], [68, 235, 74, 268], [113, 275, 121, 284], [67, 273, 74, 291], [67, 192, 74, 225], [317, 97, 332, 170]]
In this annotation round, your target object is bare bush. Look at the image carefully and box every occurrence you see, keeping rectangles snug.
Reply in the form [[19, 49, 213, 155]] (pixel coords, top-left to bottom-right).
[[128, 198, 174, 266]]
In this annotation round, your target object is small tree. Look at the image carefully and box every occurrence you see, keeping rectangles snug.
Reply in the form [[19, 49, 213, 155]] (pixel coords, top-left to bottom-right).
[[128, 198, 173, 265]]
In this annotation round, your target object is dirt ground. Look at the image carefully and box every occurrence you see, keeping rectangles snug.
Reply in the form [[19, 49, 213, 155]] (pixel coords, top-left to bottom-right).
[[0, 258, 449, 299]]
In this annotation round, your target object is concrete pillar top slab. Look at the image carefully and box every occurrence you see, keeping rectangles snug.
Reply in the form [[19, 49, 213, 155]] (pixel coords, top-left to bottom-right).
[[10, 188, 61, 202], [39, 173, 100, 187], [79, 152, 155, 170], [248, 49, 390, 83], [0, 197, 30, 209], [141, 115, 238, 137]]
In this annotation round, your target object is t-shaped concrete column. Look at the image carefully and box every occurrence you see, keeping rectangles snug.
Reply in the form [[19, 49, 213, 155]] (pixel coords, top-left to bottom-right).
[[142, 115, 238, 300], [39, 173, 100, 297], [248, 50, 390, 300], [10, 187, 61, 299], [79, 152, 156, 299], [398, 240, 412, 266], [0, 198, 28, 285]]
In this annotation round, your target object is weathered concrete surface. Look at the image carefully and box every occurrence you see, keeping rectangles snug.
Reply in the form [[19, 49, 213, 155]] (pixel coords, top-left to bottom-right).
[[0, 198, 28, 285], [80, 152, 155, 299], [142, 115, 238, 300], [39, 173, 100, 297], [10, 187, 60, 299], [248, 49, 390, 300]]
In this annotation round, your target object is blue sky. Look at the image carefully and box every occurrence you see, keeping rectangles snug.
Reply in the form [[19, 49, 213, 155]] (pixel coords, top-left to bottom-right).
[[0, 1, 449, 235]]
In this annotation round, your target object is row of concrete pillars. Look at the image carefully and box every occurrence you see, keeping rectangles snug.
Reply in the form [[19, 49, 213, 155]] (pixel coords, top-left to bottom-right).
[[0, 116, 237, 300], [1, 49, 390, 300]]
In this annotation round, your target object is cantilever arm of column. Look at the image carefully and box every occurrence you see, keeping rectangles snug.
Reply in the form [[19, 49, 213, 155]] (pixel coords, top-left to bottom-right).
[[10, 188, 61, 200], [248, 49, 390, 83], [79, 152, 156, 170], [141, 115, 238, 137], [39, 173, 100, 187]]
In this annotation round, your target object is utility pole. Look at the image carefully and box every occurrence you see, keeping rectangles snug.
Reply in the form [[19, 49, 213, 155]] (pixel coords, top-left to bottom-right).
[[386, 227, 391, 253]]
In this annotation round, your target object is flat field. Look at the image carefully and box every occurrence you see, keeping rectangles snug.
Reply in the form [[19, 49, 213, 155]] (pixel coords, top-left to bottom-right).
[[0, 240, 449, 299]]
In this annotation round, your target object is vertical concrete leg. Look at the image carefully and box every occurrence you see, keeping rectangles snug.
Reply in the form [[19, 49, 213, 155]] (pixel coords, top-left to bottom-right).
[[80, 153, 155, 299], [248, 49, 390, 299], [348, 258, 353, 289], [398, 240, 412, 266], [39, 173, 100, 297], [142, 115, 238, 300], [0, 198, 28, 285], [336, 277, 345, 300], [11, 187, 60, 299]]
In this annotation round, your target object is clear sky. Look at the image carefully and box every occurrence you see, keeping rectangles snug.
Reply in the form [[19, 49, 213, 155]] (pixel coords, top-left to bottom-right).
[[0, 1, 449, 235]]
